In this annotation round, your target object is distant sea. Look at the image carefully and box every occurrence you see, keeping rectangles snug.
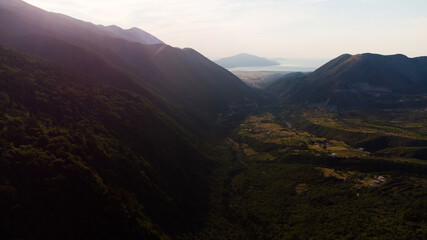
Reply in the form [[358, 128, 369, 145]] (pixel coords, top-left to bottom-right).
[[227, 58, 330, 72]]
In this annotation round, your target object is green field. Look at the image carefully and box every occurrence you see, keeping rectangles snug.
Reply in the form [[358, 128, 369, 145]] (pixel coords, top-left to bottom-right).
[[297, 108, 427, 140], [180, 111, 427, 239]]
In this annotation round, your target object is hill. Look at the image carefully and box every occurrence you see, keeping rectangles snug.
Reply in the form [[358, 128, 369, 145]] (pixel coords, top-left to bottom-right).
[[215, 53, 280, 68], [0, 0, 270, 239], [0, 0, 162, 45], [265, 53, 427, 110], [0, 0, 269, 129], [0, 45, 214, 239], [98, 25, 164, 45], [3, 1, 427, 239]]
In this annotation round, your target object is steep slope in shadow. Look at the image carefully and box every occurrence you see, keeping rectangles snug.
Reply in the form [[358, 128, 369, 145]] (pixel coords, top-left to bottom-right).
[[0, 0, 270, 130], [0, 45, 213, 239]]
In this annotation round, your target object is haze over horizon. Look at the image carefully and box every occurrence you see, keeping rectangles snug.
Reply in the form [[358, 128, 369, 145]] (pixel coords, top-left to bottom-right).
[[22, 0, 427, 60]]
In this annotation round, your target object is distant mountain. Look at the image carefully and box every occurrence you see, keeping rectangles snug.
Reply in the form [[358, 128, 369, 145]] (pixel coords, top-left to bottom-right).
[[215, 53, 280, 68], [265, 53, 427, 110]]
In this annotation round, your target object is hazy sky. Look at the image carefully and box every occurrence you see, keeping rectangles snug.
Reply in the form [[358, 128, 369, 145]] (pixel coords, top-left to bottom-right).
[[25, 0, 427, 60]]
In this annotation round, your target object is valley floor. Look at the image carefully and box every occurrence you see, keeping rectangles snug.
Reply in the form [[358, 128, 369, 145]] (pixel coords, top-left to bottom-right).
[[179, 109, 427, 240]]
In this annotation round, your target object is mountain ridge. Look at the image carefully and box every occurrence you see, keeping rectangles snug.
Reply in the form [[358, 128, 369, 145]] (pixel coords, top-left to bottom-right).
[[99, 24, 164, 45], [265, 52, 427, 110], [0, 45, 213, 239], [215, 53, 280, 68], [0, 1, 271, 238], [0, 0, 269, 129], [0, 0, 163, 45]]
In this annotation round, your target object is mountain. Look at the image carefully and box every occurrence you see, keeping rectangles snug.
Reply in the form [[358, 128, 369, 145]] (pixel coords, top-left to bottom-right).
[[265, 53, 427, 110], [0, 0, 162, 45], [0, 0, 269, 128], [0, 0, 271, 239], [215, 53, 280, 68], [1, 1, 427, 238], [98, 25, 164, 45], [0, 45, 212, 239]]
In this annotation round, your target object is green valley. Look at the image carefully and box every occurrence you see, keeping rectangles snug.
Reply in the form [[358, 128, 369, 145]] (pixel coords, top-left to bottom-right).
[[185, 111, 427, 239], [1, 1, 427, 239]]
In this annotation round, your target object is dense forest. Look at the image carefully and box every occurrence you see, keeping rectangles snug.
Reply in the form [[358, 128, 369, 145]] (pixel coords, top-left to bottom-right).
[[0, 46, 214, 239]]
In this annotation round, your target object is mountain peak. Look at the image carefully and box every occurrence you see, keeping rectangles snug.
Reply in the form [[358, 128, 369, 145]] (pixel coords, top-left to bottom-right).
[[266, 52, 427, 110], [355, 53, 409, 59], [339, 53, 352, 58], [215, 53, 279, 68], [105, 25, 122, 30], [0, 1, 163, 45], [128, 27, 142, 31], [236, 53, 255, 57], [100, 25, 163, 45]]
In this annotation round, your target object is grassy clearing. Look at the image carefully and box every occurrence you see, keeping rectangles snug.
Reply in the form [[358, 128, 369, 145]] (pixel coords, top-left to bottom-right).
[[236, 113, 369, 158], [243, 147, 257, 156], [295, 183, 309, 194], [315, 167, 390, 188], [302, 108, 427, 140], [315, 167, 353, 181]]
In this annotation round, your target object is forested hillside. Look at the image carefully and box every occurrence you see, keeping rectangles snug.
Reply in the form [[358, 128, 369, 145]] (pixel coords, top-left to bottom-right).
[[0, 46, 213, 239]]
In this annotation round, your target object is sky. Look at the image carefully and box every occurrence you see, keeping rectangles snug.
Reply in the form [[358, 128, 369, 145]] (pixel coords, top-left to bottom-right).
[[24, 0, 427, 60]]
